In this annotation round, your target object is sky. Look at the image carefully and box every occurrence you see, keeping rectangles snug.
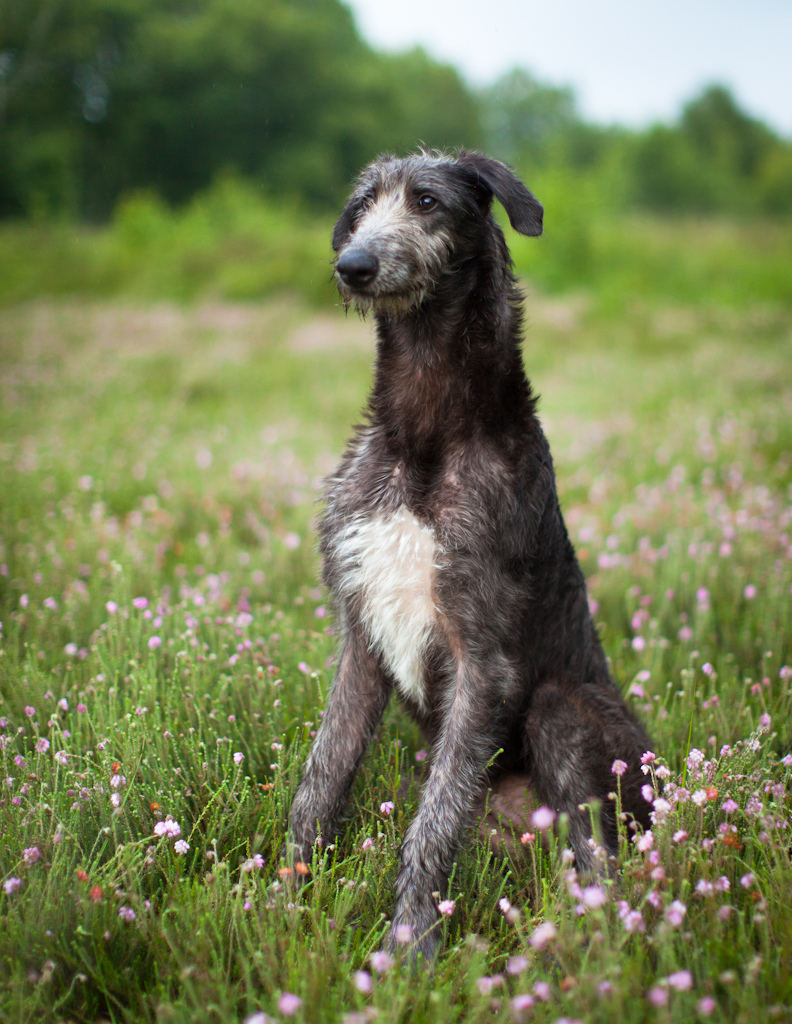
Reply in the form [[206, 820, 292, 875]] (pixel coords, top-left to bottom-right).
[[343, 0, 792, 136]]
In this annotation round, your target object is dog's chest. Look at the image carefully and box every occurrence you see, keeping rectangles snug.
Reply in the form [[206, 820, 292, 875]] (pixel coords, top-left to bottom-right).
[[332, 508, 440, 708]]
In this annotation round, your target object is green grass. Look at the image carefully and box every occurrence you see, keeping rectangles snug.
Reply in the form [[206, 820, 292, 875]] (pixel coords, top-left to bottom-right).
[[1, 288, 791, 1023]]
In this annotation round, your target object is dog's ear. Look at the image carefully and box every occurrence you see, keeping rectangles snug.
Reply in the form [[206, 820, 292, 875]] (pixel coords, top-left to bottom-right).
[[332, 195, 365, 252], [458, 152, 543, 237]]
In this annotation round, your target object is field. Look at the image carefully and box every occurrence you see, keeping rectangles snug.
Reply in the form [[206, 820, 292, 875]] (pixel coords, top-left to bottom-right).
[[1, 264, 792, 1020]]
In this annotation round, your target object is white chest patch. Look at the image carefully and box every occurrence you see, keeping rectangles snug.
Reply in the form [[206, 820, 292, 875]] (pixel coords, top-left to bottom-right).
[[333, 509, 440, 708]]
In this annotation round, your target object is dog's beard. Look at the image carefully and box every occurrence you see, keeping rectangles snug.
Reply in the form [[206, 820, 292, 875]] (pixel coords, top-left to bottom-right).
[[336, 283, 428, 319]]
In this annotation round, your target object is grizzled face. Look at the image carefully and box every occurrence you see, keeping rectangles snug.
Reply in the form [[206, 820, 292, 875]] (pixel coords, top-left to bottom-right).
[[332, 152, 543, 314]]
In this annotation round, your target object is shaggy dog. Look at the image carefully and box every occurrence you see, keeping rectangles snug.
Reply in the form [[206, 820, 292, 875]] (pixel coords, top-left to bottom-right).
[[288, 151, 652, 959]]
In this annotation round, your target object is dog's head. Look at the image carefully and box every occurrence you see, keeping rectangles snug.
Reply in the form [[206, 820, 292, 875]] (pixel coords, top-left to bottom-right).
[[332, 151, 543, 314]]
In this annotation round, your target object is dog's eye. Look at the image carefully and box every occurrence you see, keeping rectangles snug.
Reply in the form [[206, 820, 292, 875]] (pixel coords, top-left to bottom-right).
[[417, 194, 438, 212]]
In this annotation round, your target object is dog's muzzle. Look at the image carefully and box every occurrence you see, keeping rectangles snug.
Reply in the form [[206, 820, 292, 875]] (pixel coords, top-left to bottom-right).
[[335, 249, 379, 291]]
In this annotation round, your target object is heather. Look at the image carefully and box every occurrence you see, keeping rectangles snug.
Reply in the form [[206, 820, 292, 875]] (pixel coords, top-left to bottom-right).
[[1, 291, 791, 1023]]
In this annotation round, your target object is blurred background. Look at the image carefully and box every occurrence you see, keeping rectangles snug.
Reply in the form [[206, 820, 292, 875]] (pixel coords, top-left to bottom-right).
[[1, 0, 791, 306]]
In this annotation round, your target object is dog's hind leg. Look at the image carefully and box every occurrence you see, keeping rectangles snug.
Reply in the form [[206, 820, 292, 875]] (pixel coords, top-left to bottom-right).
[[288, 628, 392, 864], [523, 680, 641, 873]]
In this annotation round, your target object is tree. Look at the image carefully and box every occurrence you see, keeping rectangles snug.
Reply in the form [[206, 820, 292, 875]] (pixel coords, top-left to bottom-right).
[[0, 0, 482, 219]]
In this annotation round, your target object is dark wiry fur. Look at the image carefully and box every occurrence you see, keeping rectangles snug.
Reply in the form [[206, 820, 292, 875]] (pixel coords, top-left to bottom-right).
[[288, 151, 653, 959]]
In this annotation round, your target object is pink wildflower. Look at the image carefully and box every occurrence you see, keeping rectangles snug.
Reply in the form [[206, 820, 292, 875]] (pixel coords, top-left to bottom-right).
[[3, 877, 22, 895], [278, 993, 301, 1016], [23, 847, 40, 865], [667, 970, 693, 991], [369, 951, 393, 974], [394, 924, 413, 944], [148, 636, 162, 650], [118, 906, 136, 922], [531, 806, 556, 831], [507, 955, 528, 975], [154, 818, 181, 839], [438, 899, 455, 916], [581, 885, 607, 910], [698, 996, 716, 1016], [687, 748, 705, 770], [623, 910, 645, 932], [529, 921, 557, 949], [354, 971, 372, 994], [379, 801, 394, 816], [35, 738, 50, 753], [611, 759, 627, 776], [233, 752, 244, 765], [511, 994, 534, 1012], [648, 986, 668, 1007], [174, 840, 190, 855], [666, 900, 687, 926]]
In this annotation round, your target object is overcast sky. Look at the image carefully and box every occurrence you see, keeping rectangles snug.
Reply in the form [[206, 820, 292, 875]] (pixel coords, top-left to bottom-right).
[[344, 0, 792, 136]]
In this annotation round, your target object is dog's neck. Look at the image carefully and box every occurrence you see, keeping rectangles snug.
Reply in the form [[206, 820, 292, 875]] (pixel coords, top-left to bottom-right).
[[368, 223, 534, 456]]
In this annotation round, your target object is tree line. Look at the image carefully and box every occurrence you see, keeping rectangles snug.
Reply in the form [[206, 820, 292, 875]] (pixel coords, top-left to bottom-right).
[[2, 0, 790, 221]]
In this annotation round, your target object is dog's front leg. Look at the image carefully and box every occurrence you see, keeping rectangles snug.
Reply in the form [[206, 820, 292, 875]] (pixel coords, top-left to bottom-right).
[[288, 629, 392, 864], [391, 662, 500, 961]]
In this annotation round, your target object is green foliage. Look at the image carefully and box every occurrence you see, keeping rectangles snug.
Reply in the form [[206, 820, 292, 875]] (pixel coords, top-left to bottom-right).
[[1, 294, 791, 1021], [479, 68, 579, 168], [3, 0, 790, 223], [2, 172, 792, 311], [0, 0, 480, 219], [0, 175, 337, 305], [481, 73, 792, 219]]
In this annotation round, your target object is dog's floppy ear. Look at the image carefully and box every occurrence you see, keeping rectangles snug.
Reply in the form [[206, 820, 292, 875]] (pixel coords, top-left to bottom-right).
[[332, 195, 365, 252], [458, 152, 543, 237]]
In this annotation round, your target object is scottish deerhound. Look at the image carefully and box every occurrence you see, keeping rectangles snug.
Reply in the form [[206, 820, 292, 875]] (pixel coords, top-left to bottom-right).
[[288, 151, 653, 959]]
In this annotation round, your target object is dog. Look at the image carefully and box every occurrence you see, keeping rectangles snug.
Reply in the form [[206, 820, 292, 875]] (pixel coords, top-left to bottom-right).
[[288, 151, 653, 959]]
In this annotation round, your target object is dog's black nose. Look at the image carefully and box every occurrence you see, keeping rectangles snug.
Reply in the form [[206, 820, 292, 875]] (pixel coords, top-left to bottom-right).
[[335, 250, 379, 289]]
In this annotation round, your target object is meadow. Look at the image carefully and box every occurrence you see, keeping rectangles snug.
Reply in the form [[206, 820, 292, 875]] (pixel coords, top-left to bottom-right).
[[1, 213, 791, 1023]]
